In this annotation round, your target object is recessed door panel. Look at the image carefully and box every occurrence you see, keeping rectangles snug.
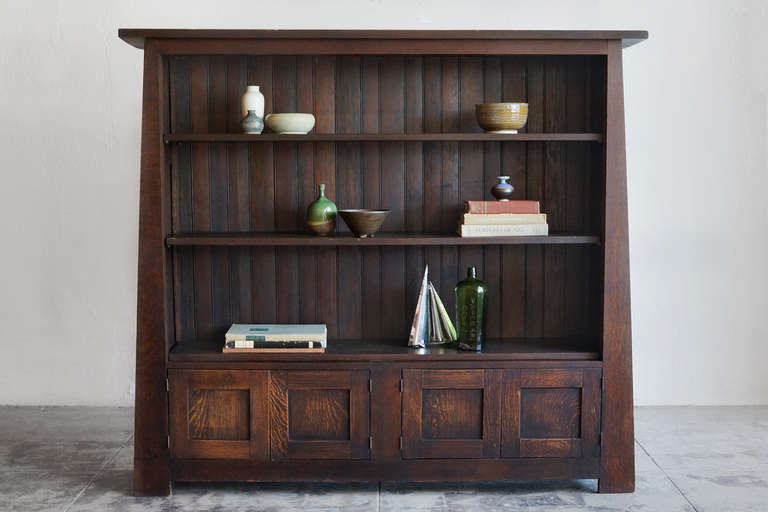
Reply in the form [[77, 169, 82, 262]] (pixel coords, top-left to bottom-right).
[[502, 368, 601, 458], [402, 369, 501, 459], [269, 370, 370, 460], [169, 370, 269, 459]]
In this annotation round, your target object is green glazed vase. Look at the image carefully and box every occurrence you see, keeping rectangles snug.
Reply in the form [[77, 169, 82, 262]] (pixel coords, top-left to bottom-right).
[[455, 266, 488, 351], [306, 184, 337, 236]]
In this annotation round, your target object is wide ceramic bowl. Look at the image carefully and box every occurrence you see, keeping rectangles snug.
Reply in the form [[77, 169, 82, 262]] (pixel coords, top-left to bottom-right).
[[264, 113, 315, 134], [339, 209, 390, 238], [475, 103, 528, 133]]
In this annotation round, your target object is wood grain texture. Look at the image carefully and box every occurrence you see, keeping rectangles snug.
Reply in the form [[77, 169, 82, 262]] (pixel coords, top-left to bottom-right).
[[268, 371, 289, 461], [188, 389, 250, 440], [599, 41, 635, 493], [269, 370, 370, 460], [289, 389, 350, 440], [133, 39, 171, 496], [403, 369, 500, 459], [501, 369, 521, 457], [520, 388, 581, 438], [172, 456, 602, 482], [501, 368, 601, 459], [169, 370, 268, 460], [422, 389, 483, 439]]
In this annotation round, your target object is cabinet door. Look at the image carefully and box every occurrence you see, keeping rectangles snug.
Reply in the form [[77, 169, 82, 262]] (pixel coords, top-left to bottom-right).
[[169, 370, 269, 459], [502, 368, 601, 458], [402, 369, 501, 459], [269, 370, 370, 460]]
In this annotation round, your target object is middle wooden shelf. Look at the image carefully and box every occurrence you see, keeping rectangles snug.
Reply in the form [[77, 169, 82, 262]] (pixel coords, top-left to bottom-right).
[[164, 132, 604, 143], [166, 233, 601, 247]]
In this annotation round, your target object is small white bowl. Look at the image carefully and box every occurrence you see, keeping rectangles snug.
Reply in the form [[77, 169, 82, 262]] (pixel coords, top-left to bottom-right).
[[264, 113, 315, 134]]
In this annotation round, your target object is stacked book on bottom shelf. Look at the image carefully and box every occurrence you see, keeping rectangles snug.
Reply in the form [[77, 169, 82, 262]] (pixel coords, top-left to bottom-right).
[[223, 324, 327, 353], [459, 200, 548, 237]]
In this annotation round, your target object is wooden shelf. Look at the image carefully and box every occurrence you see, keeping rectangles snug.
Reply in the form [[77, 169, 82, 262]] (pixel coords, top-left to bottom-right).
[[169, 338, 601, 365], [164, 132, 603, 143], [166, 232, 601, 247]]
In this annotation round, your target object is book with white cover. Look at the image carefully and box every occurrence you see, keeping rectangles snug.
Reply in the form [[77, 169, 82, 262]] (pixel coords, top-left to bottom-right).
[[459, 223, 548, 237], [462, 213, 547, 225], [225, 324, 327, 345]]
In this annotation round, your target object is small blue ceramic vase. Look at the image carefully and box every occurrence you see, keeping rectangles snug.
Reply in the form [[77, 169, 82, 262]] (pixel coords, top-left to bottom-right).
[[242, 110, 264, 134]]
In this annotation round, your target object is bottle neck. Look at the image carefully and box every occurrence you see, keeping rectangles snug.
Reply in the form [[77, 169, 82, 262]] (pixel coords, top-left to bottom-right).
[[467, 266, 477, 279], [319, 184, 326, 197]]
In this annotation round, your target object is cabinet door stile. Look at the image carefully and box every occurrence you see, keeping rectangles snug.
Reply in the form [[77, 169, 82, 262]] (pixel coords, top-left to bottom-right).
[[268, 370, 289, 461], [500, 369, 521, 457]]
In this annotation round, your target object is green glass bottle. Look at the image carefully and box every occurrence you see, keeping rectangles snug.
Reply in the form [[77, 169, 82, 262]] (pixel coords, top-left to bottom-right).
[[455, 266, 488, 351], [306, 184, 337, 236]]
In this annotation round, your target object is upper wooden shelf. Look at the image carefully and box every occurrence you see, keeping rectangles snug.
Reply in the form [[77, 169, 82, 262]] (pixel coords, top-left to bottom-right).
[[164, 133, 603, 143], [166, 233, 601, 247], [119, 29, 648, 49], [169, 338, 601, 365]]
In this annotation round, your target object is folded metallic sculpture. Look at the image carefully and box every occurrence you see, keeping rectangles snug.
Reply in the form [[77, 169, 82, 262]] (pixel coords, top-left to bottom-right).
[[408, 266, 457, 348]]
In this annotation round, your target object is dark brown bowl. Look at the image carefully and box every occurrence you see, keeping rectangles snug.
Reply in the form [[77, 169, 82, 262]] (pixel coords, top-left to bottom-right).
[[339, 209, 391, 238]]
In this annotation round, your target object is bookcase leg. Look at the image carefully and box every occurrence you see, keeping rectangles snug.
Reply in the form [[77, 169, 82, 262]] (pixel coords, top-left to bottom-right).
[[598, 468, 635, 493], [134, 456, 170, 496], [598, 40, 636, 495]]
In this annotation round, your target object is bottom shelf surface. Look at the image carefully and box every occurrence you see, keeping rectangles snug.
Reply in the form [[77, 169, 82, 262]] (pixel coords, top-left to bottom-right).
[[169, 338, 600, 364]]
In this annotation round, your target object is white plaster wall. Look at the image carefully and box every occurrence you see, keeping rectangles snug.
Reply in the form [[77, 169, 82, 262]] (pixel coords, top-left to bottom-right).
[[0, 1, 765, 406]]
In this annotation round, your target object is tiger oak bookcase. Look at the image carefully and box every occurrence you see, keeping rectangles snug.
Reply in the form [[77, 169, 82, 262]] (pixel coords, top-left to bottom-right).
[[120, 29, 646, 495]]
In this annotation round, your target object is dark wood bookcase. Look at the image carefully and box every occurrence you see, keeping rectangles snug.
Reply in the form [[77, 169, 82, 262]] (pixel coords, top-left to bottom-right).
[[120, 29, 646, 495]]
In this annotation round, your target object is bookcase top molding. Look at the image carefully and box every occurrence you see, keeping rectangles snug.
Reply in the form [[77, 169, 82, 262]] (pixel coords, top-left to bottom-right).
[[119, 29, 649, 50]]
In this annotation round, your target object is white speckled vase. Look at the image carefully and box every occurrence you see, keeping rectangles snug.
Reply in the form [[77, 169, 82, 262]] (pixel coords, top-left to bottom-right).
[[241, 85, 265, 119]]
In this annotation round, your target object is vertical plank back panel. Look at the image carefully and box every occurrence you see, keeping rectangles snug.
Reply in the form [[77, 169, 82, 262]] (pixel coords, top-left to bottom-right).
[[440, 57, 460, 319], [421, 56, 442, 311], [499, 56, 528, 338], [297, 56, 318, 323], [404, 56, 425, 326], [360, 57, 382, 339], [524, 57, 545, 337], [314, 55, 339, 338], [379, 56, 407, 339], [482, 57, 503, 339], [209, 58, 232, 340], [167, 54, 604, 345], [543, 57, 568, 338], [335, 56, 363, 338], [248, 56, 277, 325], [188, 58, 214, 342], [458, 56, 485, 316], [170, 58, 196, 342], [272, 57, 300, 324]]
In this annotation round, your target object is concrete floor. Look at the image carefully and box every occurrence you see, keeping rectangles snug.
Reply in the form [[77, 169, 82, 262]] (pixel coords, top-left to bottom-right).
[[1, 407, 767, 511]]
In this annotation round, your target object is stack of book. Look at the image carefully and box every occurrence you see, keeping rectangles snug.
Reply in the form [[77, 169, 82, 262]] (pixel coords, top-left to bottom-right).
[[223, 324, 327, 353], [458, 200, 548, 237]]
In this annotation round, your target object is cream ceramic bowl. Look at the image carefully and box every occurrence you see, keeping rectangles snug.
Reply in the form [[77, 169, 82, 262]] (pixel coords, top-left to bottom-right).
[[475, 103, 529, 133], [264, 113, 315, 134]]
